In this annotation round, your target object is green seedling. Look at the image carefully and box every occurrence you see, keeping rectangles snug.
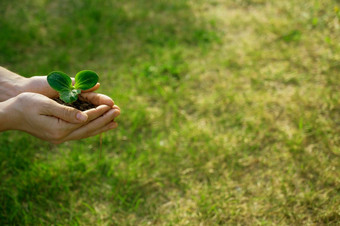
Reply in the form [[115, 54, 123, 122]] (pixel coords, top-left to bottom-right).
[[47, 70, 98, 103]]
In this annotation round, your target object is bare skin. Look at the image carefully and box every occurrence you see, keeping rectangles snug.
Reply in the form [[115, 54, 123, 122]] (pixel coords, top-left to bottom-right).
[[0, 67, 120, 144]]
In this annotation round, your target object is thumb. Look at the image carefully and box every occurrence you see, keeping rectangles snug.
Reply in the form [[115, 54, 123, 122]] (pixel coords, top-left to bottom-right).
[[45, 101, 88, 123]]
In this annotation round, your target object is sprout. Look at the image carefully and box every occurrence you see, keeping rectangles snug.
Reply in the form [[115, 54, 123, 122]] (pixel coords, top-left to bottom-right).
[[47, 70, 98, 103]]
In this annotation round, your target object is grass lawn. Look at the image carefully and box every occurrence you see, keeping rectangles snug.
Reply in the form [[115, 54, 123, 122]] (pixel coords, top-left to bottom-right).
[[1, 0, 339, 225]]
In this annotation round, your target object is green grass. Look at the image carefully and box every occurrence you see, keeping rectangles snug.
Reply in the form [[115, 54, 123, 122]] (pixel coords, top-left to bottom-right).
[[1, 0, 340, 225]]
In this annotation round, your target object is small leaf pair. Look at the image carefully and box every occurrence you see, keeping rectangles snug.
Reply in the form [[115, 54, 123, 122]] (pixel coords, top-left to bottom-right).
[[47, 70, 98, 103]]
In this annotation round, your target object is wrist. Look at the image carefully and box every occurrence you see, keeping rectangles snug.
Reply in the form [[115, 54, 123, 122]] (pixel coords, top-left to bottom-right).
[[0, 67, 28, 101], [0, 97, 19, 131]]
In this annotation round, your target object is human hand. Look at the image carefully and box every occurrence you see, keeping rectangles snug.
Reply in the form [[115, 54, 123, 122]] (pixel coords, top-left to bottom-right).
[[22, 75, 101, 98], [0, 92, 120, 144]]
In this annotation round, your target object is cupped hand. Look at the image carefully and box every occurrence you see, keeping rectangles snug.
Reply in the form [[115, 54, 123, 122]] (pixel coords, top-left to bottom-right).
[[0, 92, 120, 144]]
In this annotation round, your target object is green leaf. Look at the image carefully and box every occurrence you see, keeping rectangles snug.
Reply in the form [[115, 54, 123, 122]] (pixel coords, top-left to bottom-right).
[[74, 70, 99, 90], [47, 71, 72, 92], [59, 89, 81, 103]]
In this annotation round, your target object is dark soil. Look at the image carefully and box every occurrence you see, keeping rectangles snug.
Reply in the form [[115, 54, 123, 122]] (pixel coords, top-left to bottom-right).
[[53, 98, 96, 111]]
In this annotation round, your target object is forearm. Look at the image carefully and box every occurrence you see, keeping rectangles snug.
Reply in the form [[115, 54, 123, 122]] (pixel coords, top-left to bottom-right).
[[0, 67, 28, 101]]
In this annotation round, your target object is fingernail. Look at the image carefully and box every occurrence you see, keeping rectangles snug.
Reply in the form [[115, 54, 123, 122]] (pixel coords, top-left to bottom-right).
[[106, 109, 114, 114], [76, 112, 88, 122], [113, 110, 120, 117]]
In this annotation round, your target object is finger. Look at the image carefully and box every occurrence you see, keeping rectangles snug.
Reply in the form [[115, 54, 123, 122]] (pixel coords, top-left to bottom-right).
[[58, 105, 112, 131], [83, 105, 111, 122], [87, 121, 118, 137], [112, 105, 121, 112], [84, 108, 119, 130], [42, 99, 88, 123], [80, 92, 114, 107], [66, 121, 118, 141], [111, 106, 120, 118], [62, 109, 119, 140], [82, 83, 100, 92]]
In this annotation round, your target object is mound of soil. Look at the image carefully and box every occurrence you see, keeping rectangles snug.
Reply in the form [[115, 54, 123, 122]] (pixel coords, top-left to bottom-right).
[[53, 98, 96, 111]]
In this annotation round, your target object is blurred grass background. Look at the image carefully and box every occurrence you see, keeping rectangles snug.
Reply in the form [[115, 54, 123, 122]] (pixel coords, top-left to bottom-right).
[[0, 0, 339, 225]]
